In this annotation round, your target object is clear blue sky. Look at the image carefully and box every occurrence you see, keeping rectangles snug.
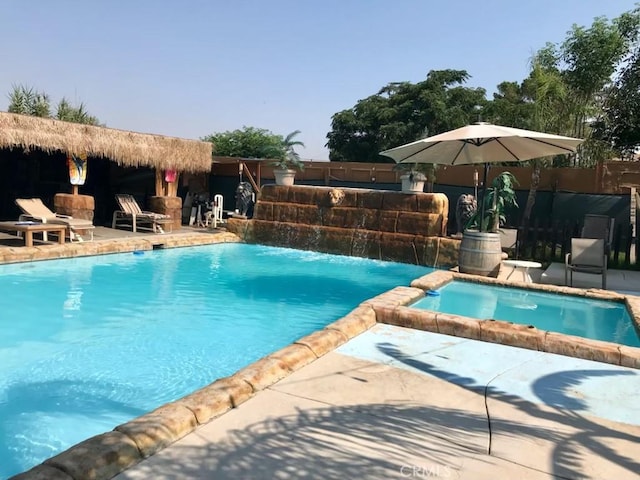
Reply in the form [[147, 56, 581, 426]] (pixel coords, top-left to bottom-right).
[[1, 0, 637, 160]]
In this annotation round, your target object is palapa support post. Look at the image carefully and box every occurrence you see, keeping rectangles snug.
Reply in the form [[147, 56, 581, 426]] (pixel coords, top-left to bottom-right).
[[155, 170, 165, 196]]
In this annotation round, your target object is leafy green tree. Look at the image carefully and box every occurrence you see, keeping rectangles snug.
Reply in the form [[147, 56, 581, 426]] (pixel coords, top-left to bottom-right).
[[594, 7, 640, 157], [596, 48, 640, 157], [326, 70, 486, 162], [515, 8, 640, 225], [483, 81, 534, 129], [203, 127, 305, 169], [203, 126, 285, 158]]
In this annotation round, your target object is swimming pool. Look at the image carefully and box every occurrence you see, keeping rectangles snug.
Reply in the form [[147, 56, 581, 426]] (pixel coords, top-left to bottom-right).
[[412, 281, 640, 347], [0, 244, 432, 478]]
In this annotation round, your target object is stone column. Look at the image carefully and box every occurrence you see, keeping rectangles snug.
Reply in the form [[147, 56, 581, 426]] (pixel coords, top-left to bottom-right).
[[149, 196, 182, 231], [54, 193, 95, 221]]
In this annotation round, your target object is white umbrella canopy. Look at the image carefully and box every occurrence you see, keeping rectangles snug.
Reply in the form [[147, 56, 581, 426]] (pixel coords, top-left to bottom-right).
[[380, 122, 584, 165]]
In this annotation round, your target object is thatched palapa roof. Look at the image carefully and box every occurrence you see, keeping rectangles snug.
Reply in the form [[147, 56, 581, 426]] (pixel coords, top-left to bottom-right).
[[0, 111, 212, 173]]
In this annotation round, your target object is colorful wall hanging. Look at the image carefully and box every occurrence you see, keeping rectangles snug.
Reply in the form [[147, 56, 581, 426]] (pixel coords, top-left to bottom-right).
[[68, 153, 88, 186]]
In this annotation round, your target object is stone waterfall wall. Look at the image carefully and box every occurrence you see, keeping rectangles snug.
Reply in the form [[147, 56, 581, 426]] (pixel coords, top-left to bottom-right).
[[226, 185, 461, 268]]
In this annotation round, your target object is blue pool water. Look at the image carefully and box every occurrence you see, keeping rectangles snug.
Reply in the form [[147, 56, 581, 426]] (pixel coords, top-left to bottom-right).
[[0, 244, 432, 478], [413, 281, 640, 347]]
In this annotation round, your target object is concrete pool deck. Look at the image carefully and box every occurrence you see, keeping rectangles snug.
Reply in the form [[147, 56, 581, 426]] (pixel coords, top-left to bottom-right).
[[112, 324, 640, 480]]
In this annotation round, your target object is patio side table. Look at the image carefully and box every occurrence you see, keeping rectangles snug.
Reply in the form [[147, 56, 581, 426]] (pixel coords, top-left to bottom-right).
[[502, 260, 542, 283]]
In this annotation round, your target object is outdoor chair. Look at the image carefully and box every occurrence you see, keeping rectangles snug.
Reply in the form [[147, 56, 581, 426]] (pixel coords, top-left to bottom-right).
[[204, 194, 224, 228], [565, 238, 607, 289], [15, 198, 94, 242], [112, 194, 172, 233], [581, 214, 614, 253]]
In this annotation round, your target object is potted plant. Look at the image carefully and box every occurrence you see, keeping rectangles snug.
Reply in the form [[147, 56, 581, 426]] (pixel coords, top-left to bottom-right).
[[394, 163, 437, 193], [268, 130, 305, 186], [459, 171, 519, 277]]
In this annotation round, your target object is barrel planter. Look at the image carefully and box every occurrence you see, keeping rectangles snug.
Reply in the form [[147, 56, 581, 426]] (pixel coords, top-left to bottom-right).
[[458, 230, 502, 277]]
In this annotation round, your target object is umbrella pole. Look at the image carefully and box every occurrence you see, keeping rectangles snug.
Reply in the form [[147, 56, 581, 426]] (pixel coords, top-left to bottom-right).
[[479, 163, 489, 231]]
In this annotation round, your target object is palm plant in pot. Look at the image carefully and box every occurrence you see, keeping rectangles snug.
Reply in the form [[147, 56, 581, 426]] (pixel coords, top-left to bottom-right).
[[267, 130, 305, 186], [459, 171, 519, 277]]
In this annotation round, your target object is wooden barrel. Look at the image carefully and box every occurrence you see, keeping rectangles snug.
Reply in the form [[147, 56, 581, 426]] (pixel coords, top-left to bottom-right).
[[458, 230, 502, 277]]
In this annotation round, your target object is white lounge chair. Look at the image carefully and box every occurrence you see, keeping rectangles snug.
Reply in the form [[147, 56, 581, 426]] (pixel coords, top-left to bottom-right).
[[15, 198, 94, 242]]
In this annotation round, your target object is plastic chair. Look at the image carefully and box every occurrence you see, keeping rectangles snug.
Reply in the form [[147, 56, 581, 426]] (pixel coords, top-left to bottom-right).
[[204, 194, 225, 228]]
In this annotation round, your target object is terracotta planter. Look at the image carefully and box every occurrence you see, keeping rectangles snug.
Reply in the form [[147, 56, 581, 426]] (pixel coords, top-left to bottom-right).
[[274, 168, 297, 186]]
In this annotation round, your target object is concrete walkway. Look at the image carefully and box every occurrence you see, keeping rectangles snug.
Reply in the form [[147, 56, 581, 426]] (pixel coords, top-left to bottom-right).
[[540, 262, 640, 294], [496, 260, 640, 295], [115, 324, 640, 480]]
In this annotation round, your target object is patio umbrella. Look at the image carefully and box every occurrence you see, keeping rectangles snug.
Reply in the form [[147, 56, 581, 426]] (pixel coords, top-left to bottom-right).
[[380, 122, 584, 222], [380, 122, 584, 166]]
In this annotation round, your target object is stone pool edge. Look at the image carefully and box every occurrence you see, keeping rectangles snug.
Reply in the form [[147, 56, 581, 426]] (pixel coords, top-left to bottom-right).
[[0, 231, 242, 265], [372, 269, 640, 369], [11, 269, 640, 480]]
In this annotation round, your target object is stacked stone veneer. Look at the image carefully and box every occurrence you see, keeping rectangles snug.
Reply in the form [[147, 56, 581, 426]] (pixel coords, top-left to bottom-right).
[[227, 184, 461, 268]]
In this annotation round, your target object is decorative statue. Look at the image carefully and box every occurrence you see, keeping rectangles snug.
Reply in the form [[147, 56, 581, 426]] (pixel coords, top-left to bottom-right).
[[328, 188, 345, 206], [456, 194, 477, 235], [235, 182, 255, 217]]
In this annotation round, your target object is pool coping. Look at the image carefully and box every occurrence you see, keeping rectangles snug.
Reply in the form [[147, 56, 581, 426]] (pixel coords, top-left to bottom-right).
[[0, 230, 242, 265], [10, 265, 640, 480]]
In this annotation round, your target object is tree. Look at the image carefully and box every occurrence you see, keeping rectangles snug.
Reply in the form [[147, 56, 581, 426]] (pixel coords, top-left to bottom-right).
[[56, 98, 100, 125], [594, 7, 640, 156], [203, 126, 305, 168], [203, 126, 285, 158], [520, 58, 569, 225], [7, 84, 101, 125], [482, 81, 534, 129], [596, 48, 640, 157], [326, 70, 487, 162], [8, 84, 51, 117], [560, 12, 640, 166], [516, 9, 640, 226]]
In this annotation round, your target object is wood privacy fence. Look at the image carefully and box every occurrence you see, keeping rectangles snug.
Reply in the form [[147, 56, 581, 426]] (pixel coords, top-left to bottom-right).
[[212, 157, 640, 195], [516, 219, 637, 267]]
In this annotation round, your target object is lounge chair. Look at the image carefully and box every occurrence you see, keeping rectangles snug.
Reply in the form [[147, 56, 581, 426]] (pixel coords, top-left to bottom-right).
[[565, 238, 607, 289], [112, 194, 172, 233], [15, 198, 94, 242]]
